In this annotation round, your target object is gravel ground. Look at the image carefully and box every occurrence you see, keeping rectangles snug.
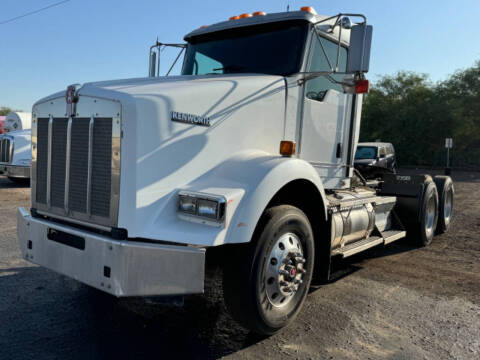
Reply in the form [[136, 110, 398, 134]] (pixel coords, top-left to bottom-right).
[[0, 170, 479, 360]]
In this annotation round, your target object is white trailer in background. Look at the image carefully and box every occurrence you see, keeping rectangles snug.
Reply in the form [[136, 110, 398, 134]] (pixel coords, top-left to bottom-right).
[[5, 111, 32, 132], [0, 112, 32, 181], [17, 7, 453, 335]]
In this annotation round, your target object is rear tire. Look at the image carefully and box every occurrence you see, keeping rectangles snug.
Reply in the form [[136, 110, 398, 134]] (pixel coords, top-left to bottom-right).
[[433, 176, 454, 234], [414, 181, 439, 246], [223, 205, 315, 335]]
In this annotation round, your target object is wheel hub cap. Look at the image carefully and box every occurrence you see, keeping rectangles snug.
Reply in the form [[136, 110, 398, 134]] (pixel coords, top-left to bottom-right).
[[265, 233, 306, 307]]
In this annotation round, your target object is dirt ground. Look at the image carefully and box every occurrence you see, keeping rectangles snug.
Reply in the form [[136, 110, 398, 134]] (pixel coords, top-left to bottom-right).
[[0, 170, 479, 360]]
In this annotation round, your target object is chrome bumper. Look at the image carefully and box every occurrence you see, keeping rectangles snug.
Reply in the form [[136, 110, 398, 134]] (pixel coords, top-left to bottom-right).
[[2, 165, 30, 178], [17, 208, 205, 297]]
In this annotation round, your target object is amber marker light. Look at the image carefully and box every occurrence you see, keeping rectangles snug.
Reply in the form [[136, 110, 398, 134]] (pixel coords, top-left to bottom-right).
[[238, 13, 252, 18], [252, 11, 266, 16], [300, 6, 317, 14], [229, 15, 240, 20], [280, 141, 296, 156]]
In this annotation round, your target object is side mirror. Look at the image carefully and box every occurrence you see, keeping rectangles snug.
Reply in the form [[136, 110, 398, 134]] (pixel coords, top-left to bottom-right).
[[347, 24, 373, 74], [149, 51, 157, 77], [379, 154, 386, 159]]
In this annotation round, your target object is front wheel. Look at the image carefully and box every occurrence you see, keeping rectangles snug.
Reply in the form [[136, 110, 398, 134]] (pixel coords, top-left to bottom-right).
[[223, 205, 315, 335]]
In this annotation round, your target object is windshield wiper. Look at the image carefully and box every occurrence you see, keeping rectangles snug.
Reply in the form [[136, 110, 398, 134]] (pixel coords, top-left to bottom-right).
[[212, 64, 246, 73]]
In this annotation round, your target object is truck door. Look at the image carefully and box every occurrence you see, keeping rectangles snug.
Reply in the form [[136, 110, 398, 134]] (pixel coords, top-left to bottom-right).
[[298, 34, 352, 189]]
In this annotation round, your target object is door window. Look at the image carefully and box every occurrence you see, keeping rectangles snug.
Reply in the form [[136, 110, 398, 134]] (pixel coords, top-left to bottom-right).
[[305, 34, 347, 102]]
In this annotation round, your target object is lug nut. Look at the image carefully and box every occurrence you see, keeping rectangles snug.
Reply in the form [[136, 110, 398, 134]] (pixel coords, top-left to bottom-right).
[[295, 257, 306, 264], [280, 280, 288, 286], [279, 269, 289, 276]]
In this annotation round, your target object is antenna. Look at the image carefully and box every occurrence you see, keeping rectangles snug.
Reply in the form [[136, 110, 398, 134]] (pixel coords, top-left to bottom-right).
[[287, 3, 290, 12]]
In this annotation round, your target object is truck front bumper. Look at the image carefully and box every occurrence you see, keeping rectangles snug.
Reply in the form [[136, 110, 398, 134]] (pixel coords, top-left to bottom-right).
[[17, 208, 205, 297]]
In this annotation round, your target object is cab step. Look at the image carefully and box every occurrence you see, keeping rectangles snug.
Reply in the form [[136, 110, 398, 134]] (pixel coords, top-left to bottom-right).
[[331, 229, 406, 258], [332, 236, 383, 258], [381, 229, 407, 245]]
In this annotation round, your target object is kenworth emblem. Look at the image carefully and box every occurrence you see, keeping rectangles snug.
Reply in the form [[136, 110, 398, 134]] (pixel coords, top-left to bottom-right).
[[171, 111, 211, 127]]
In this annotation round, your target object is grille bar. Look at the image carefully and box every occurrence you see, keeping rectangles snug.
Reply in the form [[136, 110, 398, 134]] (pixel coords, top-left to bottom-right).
[[64, 117, 73, 212], [86, 116, 94, 216], [46, 116, 53, 208]]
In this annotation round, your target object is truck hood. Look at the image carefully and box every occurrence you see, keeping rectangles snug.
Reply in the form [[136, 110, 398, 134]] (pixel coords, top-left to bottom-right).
[[59, 74, 287, 240]]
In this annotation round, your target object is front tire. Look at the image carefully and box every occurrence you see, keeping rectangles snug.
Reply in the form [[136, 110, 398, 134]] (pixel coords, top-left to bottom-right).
[[223, 205, 315, 335]]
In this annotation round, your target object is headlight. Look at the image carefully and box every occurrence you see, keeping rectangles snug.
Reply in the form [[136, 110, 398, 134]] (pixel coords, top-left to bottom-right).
[[178, 191, 226, 223]]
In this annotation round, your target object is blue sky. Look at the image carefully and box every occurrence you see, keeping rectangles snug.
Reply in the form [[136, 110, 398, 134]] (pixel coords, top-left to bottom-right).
[[1, 0, 480, 111]]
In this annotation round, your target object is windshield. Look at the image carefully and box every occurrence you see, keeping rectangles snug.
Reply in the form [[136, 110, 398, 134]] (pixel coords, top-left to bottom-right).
[[355, 146, 377, 160], [182, 22, 308, 76]]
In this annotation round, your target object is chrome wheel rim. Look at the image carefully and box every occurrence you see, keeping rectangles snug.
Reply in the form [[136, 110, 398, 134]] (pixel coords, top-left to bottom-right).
[[264, 233, 306, 308], [444, 188, 453, 223], [425, 195, 436, 237]]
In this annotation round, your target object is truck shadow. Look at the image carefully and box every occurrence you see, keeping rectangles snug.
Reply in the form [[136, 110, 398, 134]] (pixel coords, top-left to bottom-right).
[[0, 267, 261, 360], [0, 242, 418, 359], [310, 239, 418, 291], [0, 176, 30, 188]]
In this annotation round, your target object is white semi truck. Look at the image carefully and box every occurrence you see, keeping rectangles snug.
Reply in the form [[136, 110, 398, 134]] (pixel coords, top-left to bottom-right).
[[0, 112, 32, 181], [17, 7, 454, 335]]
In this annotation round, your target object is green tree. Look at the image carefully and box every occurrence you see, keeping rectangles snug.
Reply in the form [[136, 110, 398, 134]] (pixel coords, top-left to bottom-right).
[[0, 107, 13, 116], [360, 66, 480, 168]]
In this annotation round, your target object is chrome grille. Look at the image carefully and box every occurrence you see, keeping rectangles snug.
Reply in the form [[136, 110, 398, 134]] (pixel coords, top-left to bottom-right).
[[0, 136, 13, 164], [33, 112, 119, 228]]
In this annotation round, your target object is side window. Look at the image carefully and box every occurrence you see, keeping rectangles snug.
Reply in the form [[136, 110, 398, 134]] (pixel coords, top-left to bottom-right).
[[305, 34, 347, 102], [379, 147, 386, 156]]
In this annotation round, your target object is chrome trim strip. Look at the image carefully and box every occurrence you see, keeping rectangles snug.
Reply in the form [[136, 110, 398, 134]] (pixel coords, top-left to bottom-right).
[[64, 117, 73, 212], [110, 114, 121, 224], [86, 115, 94, 216], [36, 209, 112, 232], [30, 112, 37, 210], [9, 137, 14, 164], [46, 115, 53, 208]]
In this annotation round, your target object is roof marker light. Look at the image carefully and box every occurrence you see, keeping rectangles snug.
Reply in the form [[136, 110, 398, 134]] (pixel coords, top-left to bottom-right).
[[238, 13, 252, 19], [252, 11, 266, 16], [300, 6, 318, 15], [199, 25, 208, 29], [229, 15, 240, 20]]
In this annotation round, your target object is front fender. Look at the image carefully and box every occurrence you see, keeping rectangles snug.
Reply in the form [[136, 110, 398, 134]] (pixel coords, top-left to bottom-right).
[[183, 151, 328, 246]]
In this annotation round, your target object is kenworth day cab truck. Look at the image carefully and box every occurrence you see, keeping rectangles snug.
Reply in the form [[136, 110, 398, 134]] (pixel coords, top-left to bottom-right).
[[18, 7, 454, 335]]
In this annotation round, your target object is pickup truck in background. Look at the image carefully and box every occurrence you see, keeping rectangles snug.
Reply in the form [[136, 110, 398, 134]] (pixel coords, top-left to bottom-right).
[[355, 142, 396, 170]]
